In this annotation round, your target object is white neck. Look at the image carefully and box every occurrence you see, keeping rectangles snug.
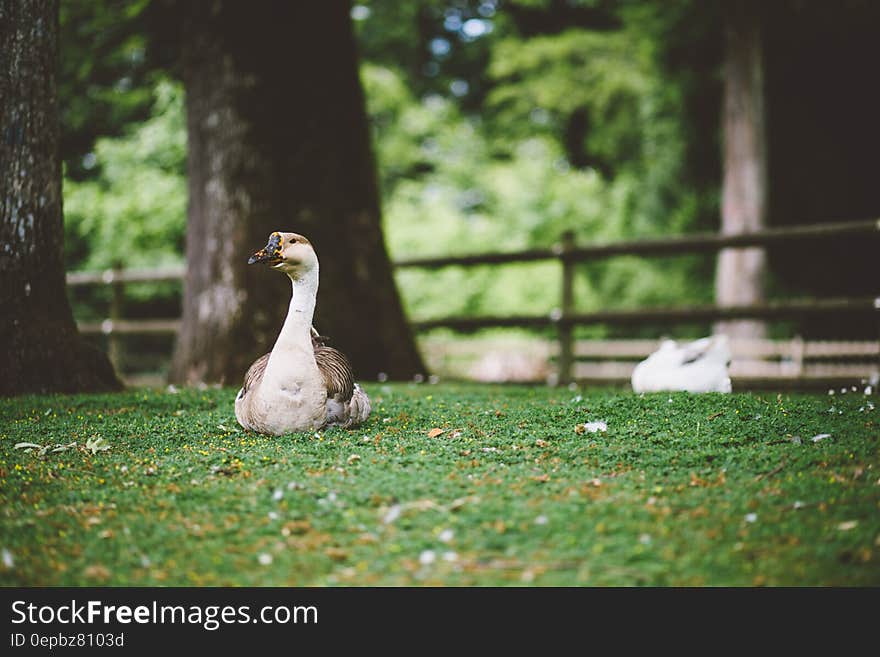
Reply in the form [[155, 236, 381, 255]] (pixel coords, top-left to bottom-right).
[[264, 265, 319, 380], [277, 266, 318, 344]]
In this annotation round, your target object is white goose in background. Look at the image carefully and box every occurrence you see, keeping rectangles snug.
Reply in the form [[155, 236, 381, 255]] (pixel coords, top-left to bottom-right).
[[234, 231, 371, 435], [631, 334, 732, 393]]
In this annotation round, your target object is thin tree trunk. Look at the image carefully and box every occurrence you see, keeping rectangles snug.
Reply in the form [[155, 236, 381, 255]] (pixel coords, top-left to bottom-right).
[[169, 2, 425, 385], [715, 0, 767, 339], [0, 0, 121, 396]]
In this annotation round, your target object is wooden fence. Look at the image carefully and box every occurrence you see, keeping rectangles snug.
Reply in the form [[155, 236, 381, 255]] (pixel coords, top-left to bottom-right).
[[67, 219, 880, 387]]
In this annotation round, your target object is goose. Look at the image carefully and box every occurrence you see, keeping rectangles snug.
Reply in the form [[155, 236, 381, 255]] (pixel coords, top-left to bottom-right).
[[631, 334, 732, 394], [234, 231, 371, 435]]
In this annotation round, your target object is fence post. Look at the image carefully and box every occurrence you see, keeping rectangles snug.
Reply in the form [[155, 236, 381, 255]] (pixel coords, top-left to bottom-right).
[[557, 230, 576, 386], [108, 260, 124, 373]]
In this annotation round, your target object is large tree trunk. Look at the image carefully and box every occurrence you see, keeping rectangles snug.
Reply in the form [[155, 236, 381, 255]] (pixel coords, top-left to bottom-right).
[[0, 0, 120, 396], [714, 0, 767, 339], [169, 1, 425, 385]]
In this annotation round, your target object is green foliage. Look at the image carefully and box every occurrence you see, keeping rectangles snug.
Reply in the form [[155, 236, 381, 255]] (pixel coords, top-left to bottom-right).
[[1, 384, 877, 585], [59, 1, 721, 340], [353, 0, 501, 109], [63, 78, 187, 274], [363, 62, 712, 326], [488, 28, 650, 159], [59, 0, 157, 180]]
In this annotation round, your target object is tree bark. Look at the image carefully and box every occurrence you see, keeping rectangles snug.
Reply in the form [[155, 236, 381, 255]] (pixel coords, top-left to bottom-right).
[[168, 1, 425, 385], [714, 0, 767, 339], [0, 0, 121, 396]]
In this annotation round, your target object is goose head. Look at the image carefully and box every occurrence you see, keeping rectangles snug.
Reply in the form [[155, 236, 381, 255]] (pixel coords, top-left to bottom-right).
[[248, 231, 318, 277]]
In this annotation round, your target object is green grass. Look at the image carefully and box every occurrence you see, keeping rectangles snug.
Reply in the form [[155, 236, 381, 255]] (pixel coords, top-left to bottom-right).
[[1, 383, 877, 586]]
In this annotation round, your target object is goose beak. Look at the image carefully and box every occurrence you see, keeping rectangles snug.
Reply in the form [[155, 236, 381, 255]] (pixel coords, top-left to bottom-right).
[[248, 232, 283, 265]]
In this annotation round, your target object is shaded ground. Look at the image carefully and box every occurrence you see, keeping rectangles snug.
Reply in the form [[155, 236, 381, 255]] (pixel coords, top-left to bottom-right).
[[0, 383, 877, 586]]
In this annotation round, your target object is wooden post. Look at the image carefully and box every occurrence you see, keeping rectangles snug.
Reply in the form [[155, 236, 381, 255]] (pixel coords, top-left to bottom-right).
[[557, 230, 576, 386], [791, 335, 804, 378], [715, 0, 768, 340], [108, 261, 124, 373]]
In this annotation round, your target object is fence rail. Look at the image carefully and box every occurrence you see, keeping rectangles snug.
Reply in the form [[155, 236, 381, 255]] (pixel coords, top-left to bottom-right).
[[420, 335, 879, 389], [67, 219, 880, 387], [410, 297, 879, 331], [395, 218, 880, 268]]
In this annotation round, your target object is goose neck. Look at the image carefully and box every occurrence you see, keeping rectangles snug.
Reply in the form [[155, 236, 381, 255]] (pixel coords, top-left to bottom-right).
[[276, 268, 318, 346]]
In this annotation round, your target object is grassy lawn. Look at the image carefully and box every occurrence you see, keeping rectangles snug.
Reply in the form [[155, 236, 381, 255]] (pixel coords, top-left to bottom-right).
[[0, 383, 877, 586]]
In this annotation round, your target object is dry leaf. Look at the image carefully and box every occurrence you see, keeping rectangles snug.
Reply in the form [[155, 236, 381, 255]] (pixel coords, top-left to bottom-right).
[[324, 547, 348, 561], [83, 564, 111, 581], [14, 442, 44, 451], [448, 496, 479, 512], [427, 428, 444, 438], [576, 421, 608, 434], [86, 436, 111, 453]]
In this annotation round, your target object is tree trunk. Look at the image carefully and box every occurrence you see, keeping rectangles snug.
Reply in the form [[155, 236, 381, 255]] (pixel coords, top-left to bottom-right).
[[0, 0, 121, 396], [714, 0, 767, 339], [169, 1, 425, 385]]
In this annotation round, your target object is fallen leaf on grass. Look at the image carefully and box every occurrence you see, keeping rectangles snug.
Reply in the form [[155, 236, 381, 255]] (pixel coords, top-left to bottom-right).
[[14, 442, 44, 451], [83, 564, 111, 581], [15, 441, 77, 457], [837, 520, 858, 531], [427, 428, 444, 438], [86, 437, 111, 454], [381, 505, 402, 525], [448, 496, 479, 512], [575, 421, 608, 434], [324, 547, 348, 562]]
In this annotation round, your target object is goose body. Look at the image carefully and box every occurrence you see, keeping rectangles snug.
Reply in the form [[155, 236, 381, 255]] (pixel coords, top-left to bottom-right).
[[631, 335, 732, 394], [234, 232, 371, 435]]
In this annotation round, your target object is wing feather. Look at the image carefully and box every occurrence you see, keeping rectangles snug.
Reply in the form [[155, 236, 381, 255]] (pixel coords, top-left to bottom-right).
[[242, 332, 356, 404], [313, 344, 355, 401], [241, 353, 270, 396]]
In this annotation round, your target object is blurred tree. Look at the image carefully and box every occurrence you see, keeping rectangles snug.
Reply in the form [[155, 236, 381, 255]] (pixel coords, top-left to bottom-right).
[[763, 0, 880, 338], [0, 0, 120, 395], [58, 0, 158, 181], [714, 0, 767, 339], [64, 78, 186, 274], [167, 1, 425, 384]]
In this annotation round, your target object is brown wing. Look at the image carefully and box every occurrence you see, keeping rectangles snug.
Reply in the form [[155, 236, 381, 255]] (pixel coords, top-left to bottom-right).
[[313, 344, 355, 401], [241, 353, 270, 396]]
